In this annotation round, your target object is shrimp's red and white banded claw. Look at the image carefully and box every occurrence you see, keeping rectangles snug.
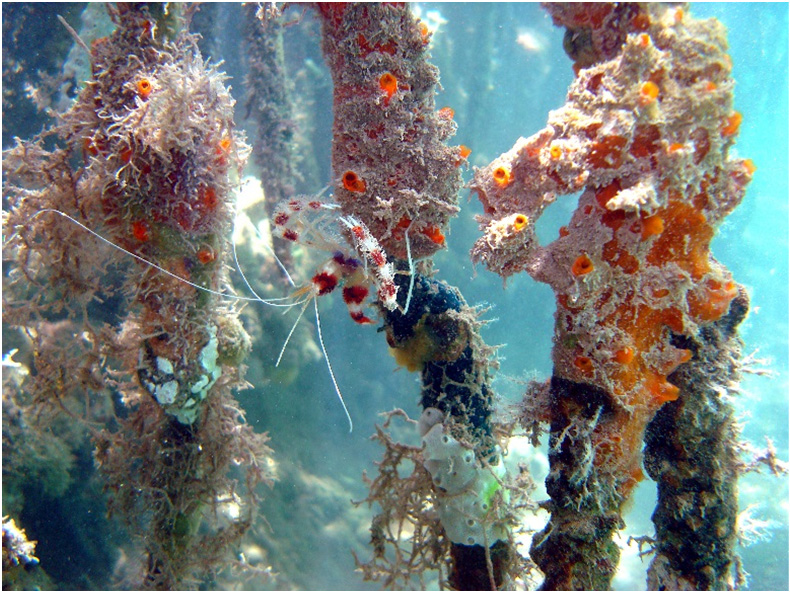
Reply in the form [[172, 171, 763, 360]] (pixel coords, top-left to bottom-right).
[[339, 215, 399, 312], [271, 196, 342, 251], [343, 283, 375, 325], [272, 248, 384, 433], [291, 251, 376, 325], [272, 198, 400, 313]]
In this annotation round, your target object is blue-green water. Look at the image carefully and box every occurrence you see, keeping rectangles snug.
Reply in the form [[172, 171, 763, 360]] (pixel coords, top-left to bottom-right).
[[2, 3, 787, 590]]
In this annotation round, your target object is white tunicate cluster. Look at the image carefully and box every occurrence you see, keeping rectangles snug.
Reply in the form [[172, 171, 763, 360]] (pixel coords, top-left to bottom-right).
[[141, 325, 223, 425], [172, 324, 222, 424], [419, 408, 507, 546], [153, 378, 178, 406]]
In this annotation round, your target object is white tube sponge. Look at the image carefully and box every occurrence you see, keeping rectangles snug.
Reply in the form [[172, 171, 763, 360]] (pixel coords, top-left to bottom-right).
[[420, 409, 508, 546]]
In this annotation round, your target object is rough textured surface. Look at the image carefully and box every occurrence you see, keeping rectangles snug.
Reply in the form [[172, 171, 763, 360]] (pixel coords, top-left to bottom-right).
[[379, 266, 514, 589], [644, 288, 749, 590], [2, 5, 272, 588], [243, 3, 298, 269], [470, 3, 753, 589], [49, 3, 248, 425], [316, 4, 520, 588], [317, 2, 462, 261]]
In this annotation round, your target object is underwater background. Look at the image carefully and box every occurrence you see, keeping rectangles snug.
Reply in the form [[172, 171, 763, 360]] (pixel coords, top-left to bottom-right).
[[2, 3, 787, 590]]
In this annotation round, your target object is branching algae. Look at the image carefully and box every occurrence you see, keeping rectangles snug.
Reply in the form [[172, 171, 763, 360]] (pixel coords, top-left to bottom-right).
[[1, 2, 786, 591]]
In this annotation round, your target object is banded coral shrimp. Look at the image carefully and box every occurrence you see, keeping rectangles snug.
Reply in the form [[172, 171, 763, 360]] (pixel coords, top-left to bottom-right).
[[20, 188, 413, 433]]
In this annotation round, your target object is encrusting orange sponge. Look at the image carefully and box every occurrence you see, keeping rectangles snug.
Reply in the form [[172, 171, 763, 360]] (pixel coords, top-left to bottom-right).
[[379, 72, 398, 105], [493, 166, 512, 188], [571, 254, 594, 276], [137, 78, 152, 99], [342, 170, 367, 193], [470, 4, 752, 508]]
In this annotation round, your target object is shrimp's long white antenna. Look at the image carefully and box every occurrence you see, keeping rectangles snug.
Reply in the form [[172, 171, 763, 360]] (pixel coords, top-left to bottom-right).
[[28, 209, 291, 305], [403, 227, 415, 314], [313, 297, 353, 433], [270, 249, 296, 287], [232, 214, 267, 301], [276, 297, 311, 367], [254, 223, 296, 288], [231, 215, 294, 305]]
